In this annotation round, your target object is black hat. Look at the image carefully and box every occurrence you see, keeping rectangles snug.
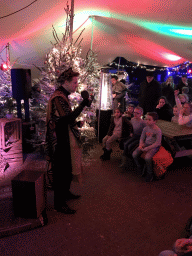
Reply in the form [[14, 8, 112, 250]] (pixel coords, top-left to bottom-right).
[[146, 70, 154, 77]]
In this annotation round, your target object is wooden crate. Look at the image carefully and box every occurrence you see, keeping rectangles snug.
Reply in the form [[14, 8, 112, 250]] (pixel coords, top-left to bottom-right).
[[0, 118, 23, 167], [12, 170, 46, 218]]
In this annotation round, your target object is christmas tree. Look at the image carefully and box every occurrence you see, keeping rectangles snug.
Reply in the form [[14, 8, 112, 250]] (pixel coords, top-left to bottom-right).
[[30, 3, 100, 145], [0, 69, 16, 118]]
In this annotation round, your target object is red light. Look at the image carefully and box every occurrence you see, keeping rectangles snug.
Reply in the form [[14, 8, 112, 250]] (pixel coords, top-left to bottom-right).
[[0, 63, 8, 71], [188, 69, 192, 74]]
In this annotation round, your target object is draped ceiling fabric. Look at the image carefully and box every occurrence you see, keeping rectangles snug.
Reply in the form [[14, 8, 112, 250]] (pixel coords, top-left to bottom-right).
[[0, 0, 192, 79]]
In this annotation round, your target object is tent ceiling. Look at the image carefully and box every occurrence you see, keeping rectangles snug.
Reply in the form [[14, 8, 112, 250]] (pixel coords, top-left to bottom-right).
[[0, 0, 192, 78]]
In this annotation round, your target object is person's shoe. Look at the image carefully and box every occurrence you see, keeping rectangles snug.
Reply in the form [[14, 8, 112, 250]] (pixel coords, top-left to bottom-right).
[[119, 155, 128, 168], [100, 148, 112, 160], [66, 192, 81, 200], [54, 204, 76, 214]]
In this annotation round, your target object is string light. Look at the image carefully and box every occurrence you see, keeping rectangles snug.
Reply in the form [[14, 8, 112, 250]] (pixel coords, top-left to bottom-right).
[[0, 63, 8, 71], [0, 0, 38, 20]]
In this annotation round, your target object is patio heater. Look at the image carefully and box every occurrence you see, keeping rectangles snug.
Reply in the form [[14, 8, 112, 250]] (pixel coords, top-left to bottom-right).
[[96, 68, 113, 143]]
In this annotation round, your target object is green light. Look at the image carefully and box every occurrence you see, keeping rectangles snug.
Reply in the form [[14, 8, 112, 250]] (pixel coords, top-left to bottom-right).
[[139, 21, 192, 39], [58, 9, 192, 40], [89, 11, 192, 39], [84, 10, 192, 39]]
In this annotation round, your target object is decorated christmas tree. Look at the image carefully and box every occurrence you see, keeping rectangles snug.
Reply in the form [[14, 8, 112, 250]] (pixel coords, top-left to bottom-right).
[[29, 3, 100, 146], [0, 69, 16, 118]]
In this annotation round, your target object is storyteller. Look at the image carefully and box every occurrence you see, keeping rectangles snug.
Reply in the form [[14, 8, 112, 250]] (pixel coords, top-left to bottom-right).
[[45, 68, 92, 214]]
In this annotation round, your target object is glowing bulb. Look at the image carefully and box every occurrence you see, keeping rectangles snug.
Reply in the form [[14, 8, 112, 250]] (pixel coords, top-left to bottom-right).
[[58, 13, 92, 33], [163, 53, 182, 61], [52, 48, 59, 54], [0, 63, 8, 71]]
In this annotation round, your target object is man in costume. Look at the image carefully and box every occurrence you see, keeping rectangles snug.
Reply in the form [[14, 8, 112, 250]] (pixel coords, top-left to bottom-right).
[[45, 68, 91, 214]]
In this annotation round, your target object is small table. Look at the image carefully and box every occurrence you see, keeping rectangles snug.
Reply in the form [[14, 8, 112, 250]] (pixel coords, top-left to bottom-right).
[[157, 120, 192, 158]]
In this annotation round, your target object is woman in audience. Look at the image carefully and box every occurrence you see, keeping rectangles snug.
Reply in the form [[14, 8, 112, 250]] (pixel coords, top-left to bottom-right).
[[173, 90, 192, 150], [161, 76, 175, 107], [155, 96, 173, 121], [120, 106, 146, 168], [175, 90, 192, 127], [178, 103, 192, 127], [100, 108, 133, 161]]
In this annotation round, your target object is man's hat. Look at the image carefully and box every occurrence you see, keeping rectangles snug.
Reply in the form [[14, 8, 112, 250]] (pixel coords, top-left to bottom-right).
[[146, 70, 154, 77]]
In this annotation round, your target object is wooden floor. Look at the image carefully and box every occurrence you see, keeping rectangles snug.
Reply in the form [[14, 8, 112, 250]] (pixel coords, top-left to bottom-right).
[[0, 143, 192, 256]]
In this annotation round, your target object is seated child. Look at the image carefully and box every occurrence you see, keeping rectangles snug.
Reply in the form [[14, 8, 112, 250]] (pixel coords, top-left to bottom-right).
[[171, 105, 179, 123], [177, 91, 189, 105], [174, 90, 192, 127], [100, 108, 133, 161], [156, 96, 173, 121], [173, 91, 192, 149], [120, 106, 146, 167], [132, 112, 162, 182], [123, 104, 135, 120]]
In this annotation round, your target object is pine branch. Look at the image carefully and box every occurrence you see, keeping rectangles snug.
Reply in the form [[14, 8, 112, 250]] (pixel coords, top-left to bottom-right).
[[74, 28, 85, 45]]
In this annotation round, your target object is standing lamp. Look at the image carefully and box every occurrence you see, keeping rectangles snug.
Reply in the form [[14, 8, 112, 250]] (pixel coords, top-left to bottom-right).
[[96, 68, 113, 143]]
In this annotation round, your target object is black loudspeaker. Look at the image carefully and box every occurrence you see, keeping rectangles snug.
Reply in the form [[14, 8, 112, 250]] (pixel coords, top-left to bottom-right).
[[11, 69, 32, 100], [11, 170, 46, 219]]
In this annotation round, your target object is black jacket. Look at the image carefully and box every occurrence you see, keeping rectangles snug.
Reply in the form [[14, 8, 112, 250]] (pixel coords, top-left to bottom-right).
[[161, 83, 175, 107], [138, 79, 162, 115], [155, 103, 173, 121]]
